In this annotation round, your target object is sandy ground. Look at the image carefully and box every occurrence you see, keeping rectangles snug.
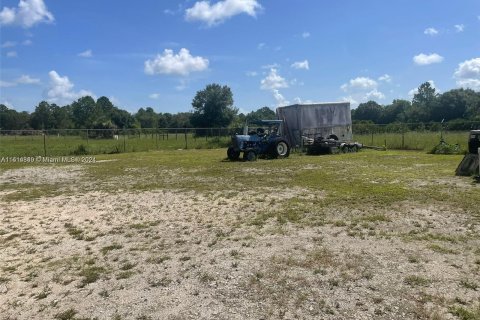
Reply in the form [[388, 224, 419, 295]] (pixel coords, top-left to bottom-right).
[[1, 165, 479, 320]]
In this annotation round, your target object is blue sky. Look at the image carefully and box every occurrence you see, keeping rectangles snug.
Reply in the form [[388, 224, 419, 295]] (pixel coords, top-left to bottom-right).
[[1, 0, 479, 114]]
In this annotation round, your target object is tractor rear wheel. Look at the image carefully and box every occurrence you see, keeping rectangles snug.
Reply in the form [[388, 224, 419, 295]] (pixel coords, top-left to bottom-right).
[[244, 150, 257, 161], [272, 140, 290, 158], [227, 147, 240, 161]]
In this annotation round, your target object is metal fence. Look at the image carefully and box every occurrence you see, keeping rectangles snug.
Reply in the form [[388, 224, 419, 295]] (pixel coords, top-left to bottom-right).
[[0, 123, 478, 157], [0, 128, 242, 157]]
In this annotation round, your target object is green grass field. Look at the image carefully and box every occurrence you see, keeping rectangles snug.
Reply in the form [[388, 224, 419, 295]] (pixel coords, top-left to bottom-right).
[[0, 130, 471, 157], [0, 133, 231, 157]]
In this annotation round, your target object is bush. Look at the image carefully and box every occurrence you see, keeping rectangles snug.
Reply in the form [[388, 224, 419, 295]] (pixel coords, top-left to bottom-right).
[[72, 144, 89, 155], [429, 139, 462, 155]]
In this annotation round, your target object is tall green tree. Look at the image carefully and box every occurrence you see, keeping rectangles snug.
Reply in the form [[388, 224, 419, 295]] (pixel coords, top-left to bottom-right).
[[111, 108, 135, 129], [51, 104, 73, 129], [71, 96, 97, 128], [246, 106, 276, 122], [30, 101, 55, 129], [382, 99, 410, 123], [352, 101, 383, 123], [135, 107, 158, 128], [0, 104, 31, 130], [436, 88, 480, 122], [407, 82, 438, 122], [190, 84, 237, 128]]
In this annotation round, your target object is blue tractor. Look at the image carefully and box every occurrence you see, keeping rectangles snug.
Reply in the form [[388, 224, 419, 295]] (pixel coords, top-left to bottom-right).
[[227, 120, 290, 161]]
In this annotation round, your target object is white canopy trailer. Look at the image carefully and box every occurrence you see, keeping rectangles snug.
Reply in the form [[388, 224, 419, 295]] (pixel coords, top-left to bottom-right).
[[276, 102, 352, 147]]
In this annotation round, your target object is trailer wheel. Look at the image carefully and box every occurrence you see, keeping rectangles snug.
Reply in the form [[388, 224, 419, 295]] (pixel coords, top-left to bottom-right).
[[227, 147, 240, 161], [273, 140, 290, 158], [244, 150, 257, 161]]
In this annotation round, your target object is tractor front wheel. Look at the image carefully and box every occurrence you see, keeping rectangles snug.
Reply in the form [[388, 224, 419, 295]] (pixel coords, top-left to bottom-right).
[[244, 150, 257, 161], [272, 140, 290, 158], [227, 147, 240, 161]]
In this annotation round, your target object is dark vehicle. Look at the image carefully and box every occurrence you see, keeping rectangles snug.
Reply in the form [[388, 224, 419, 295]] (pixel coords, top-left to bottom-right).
[[455, 130, 480, 176], [227, 120, 290, 161], [303, 134, 363, 155], [468, 130, 480, 154]]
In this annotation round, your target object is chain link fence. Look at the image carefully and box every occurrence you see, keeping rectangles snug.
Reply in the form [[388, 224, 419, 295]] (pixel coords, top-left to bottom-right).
[[1, 122, 478, 157]]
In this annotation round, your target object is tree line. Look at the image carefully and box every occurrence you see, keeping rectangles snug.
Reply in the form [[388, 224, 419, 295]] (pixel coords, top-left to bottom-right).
[[0, 83, 276, 131], [1, 82, 479, 131], [352, 82, 480, 127]]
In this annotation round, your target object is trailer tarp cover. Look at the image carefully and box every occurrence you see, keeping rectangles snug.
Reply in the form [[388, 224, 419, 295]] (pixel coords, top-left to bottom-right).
[[276, 102, 352, 146]]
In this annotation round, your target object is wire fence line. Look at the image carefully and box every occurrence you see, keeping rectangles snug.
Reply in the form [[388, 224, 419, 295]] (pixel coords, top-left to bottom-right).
[[0, 123, 477, 157]]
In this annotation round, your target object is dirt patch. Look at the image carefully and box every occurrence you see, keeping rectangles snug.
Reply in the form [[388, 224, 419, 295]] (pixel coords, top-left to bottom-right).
[[0, 165, 84, 185], [0, 165, 479, 319]]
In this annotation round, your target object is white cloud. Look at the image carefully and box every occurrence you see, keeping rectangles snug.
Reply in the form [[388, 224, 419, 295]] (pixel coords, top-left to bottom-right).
[[144, 48, 209, 76], [22, 39, 32, 45], [291, 60, 309, 70], [1, 41, 17, 48], [341, 77, 385, 106], [0, 80, 16, 88], [293, 97, 315, 104], [365, 89, 385, 100], [302, 32, 310, 39], [272, 89, 289, 107], [149, 93, 160, 99], [78, 49, 92, 58], [245, 71, 258, 77], [46, 71, 94, 104], [260, 68, 290, 107], [454, 24, 465, 32], [261, 63, 279, 69], [0, 74, 40, 87], [290, 78, 304, 86], [260, 68, 288, 90], [0, 0, 54, 28], [454, 57, 480, 91], [342, 95, 359, 107], [257, 42, 266, 50], [378, 74, 392, 83], [424, 27, 438, 36], [0, 7, 16, 24], [17, 74, 40, 84], [341, 77, 377, 91], [6, 51, 17, 57], [185, 0, 262, 26], [413, 53, 444, 65]]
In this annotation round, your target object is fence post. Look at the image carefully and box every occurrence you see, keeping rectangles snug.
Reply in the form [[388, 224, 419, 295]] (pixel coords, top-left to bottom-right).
[[86, 129, 89, 145], [402, 131, 405, 149], [43, 131, 47, 156], [184, 127, 188, 149], [123, 129, 126, 152]]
